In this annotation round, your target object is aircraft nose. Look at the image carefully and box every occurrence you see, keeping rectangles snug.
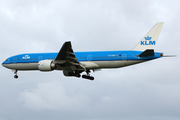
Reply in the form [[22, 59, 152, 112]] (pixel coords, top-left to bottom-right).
[[2, 61, 6, 67], [2, 60, 8, 68], [2, 62, 10, 69], [2, 59, 11, 69]]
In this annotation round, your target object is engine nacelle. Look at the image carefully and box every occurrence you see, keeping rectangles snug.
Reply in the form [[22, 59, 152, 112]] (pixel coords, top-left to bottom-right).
[[63, 70, 74, 76], [38, 60, 55, 71]]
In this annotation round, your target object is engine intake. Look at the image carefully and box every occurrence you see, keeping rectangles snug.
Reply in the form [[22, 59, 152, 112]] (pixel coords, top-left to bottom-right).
[[38, 60, 55, 71]]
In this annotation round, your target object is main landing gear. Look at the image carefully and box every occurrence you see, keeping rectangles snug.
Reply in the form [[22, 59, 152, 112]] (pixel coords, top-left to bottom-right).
[[69, 70, 94, 80], [82, 75, 94, 80], [14, 70, 18, 79], [82, 70, 94, 80], [68, 71, 81, 78]]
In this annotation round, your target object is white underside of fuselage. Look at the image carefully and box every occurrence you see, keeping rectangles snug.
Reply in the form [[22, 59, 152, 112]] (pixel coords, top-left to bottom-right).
[[2, 60, 147, 71], [82, 60, 146, 69], [3, 63, 39, 70]]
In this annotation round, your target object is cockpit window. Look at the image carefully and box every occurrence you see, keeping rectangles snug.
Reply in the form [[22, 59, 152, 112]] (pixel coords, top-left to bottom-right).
[[5, 59, 8, 61]]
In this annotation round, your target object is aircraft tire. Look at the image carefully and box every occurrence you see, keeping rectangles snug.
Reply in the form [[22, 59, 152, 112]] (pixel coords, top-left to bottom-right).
[[82, 75, 87, 79], [90, 76, 94, 80], [14, 75, 18, 79], [82, 75, 94, 80], [76, 74, 81, 78]]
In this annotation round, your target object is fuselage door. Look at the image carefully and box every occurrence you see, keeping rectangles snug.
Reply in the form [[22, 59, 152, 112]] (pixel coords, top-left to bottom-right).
[[122, 54, 127, 60], [87, 55, 92, 61], [13, 57, 17, 63], [38, 56, 43, 61]]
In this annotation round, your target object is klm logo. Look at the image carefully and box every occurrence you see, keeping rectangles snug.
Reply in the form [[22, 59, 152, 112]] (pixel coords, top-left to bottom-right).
[[22, 55, 30, 59], [141, 36, 155, 45]]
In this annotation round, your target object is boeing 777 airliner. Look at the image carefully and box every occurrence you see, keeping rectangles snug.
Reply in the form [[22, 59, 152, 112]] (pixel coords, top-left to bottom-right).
[[2, 22, 164, 80]]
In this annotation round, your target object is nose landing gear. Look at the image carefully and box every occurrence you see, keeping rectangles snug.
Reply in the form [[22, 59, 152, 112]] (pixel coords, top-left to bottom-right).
[[13, 70, 18, 79], [14, 75, 18, 79]]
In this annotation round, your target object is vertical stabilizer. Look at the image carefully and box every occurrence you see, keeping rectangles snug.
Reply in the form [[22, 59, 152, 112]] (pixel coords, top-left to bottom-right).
[[133, 22, 164, 51]]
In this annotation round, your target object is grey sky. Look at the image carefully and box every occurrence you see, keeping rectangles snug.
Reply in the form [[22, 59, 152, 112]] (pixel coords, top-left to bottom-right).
[[0, 0, 180, 120]]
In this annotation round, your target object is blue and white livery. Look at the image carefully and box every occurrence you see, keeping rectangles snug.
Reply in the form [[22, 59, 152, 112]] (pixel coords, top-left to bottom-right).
[[2, 22, 164, 80]]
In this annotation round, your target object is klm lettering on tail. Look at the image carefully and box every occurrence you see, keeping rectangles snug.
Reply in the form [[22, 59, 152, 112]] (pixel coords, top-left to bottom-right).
[[141, 36, 156, 45]]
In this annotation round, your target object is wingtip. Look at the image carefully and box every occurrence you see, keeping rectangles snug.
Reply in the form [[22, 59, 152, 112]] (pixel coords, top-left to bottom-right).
[[157, 22, 164, 23], [163, 55, 177, 57]]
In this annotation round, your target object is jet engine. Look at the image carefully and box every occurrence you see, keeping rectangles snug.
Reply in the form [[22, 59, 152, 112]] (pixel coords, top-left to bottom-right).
[[38, 60, 56, 71]]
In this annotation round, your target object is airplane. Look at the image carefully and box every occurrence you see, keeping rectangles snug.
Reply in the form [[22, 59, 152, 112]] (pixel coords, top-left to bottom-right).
[[2, 22, 165, 80]]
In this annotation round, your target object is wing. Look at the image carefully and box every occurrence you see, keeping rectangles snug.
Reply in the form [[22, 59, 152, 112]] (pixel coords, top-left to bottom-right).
[[54, 41, 85, 71]]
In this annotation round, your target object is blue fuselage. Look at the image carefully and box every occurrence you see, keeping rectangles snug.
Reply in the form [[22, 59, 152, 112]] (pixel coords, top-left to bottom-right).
[[2, 50, 163, 70]]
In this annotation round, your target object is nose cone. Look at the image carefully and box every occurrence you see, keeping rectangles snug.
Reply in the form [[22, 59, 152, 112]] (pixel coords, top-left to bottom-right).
[[2, 60, 9, 68], [2, 61, 6, 68]]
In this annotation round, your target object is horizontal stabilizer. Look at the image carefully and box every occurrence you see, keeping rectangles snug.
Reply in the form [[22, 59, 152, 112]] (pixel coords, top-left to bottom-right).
[[138, 49, 154, 57]]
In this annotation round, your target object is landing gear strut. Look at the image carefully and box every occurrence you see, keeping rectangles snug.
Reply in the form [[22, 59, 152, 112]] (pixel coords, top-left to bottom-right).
[[14, 70, 18, 79], [75, 71, 81, 78], [82, 70, 94, 80], [68, 71, 81, 78]]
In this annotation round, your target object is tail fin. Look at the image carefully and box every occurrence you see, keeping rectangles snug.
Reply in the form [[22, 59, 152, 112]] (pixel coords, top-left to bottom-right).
[[133, 22, 164, 51]]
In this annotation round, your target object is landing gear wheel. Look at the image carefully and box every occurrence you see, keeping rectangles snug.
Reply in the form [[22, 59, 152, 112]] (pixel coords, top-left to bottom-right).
[[76, 74, 81, 78], [90, 76, 94, 80], [82, 75, 94, 80], [13, 70, 18, 79], [82, 75, 87, 78], [14, 75, 18, 79]]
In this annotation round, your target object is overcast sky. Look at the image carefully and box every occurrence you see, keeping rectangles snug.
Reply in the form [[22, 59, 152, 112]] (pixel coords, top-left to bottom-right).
[[0, 0, 180, 120]]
